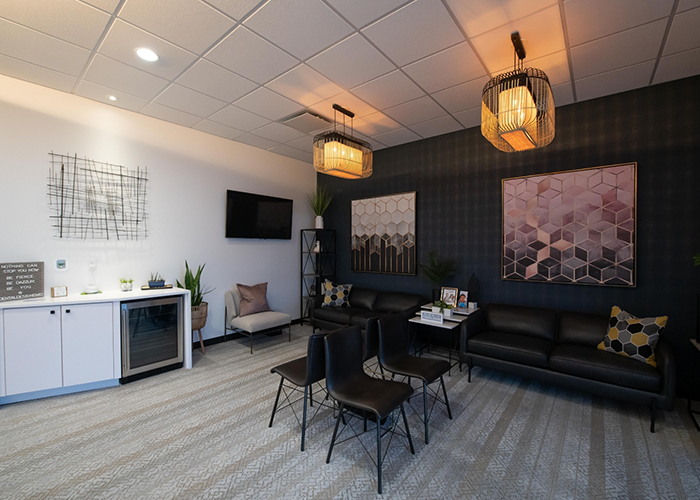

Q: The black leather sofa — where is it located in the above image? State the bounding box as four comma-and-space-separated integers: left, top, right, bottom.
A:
310, 287, 423, 360
461, 303, 675, 432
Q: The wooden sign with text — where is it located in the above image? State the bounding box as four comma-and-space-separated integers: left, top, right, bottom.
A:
1, 262, 44, 302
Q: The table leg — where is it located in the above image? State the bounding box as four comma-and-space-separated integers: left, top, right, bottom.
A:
688, 399, 700, 432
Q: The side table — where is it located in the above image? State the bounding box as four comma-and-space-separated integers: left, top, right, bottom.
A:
689, 340, 700, 431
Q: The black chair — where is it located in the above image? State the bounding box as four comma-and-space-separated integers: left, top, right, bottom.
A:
378, 313, 453, 445
269, 331, 330, 451
324, 325, 415, 495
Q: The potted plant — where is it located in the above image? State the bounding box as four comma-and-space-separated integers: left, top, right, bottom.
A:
176, 261, 214, 334
148, 272, 165, 288
419, 250, 457, 302
119, 278, 133, 292
432, 300, 454, 318
307, 185, 333, 229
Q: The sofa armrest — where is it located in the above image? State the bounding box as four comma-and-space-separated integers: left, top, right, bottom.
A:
654, 338, 676, 411
310, 295, 324, 319
461, 308, 486, 353
400, 303, 422, 322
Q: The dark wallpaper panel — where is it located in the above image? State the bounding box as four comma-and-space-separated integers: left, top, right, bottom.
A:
319, 76, 700, 397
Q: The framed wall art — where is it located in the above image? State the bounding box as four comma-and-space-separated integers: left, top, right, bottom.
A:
351, 192, 416, 275
502, 163, 636, 286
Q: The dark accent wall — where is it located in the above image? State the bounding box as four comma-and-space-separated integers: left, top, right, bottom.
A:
319, 76, 700, 398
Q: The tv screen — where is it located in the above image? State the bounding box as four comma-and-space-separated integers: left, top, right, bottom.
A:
225, 190, 293, 239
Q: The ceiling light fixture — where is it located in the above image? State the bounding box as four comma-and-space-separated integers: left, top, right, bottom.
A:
481, 32, 555, 153
136, 48, 159, 62
313, 104, 372, 179
108, 95, 118, 101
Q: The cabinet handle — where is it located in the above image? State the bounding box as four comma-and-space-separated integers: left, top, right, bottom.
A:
66, 309, 71, 313
50, 310, 55, 314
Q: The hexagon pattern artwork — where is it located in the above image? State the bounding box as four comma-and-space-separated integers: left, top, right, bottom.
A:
502, 164, 636, 286
351, 192, 416, 274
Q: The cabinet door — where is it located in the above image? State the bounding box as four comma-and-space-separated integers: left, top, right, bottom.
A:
4, 306, 63, 395
62, 303, 114, 386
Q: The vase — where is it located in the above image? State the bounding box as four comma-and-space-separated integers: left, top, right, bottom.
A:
444, 309, 453, 318
120, 282, 132, 292
315, 216, 324, 229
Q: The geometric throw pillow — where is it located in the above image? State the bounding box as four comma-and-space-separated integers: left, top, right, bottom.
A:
597, 305, 668, 367
321, 279, 352, 307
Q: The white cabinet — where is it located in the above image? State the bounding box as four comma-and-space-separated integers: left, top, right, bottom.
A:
4, 306, 63, 396
62, 303, 114, 387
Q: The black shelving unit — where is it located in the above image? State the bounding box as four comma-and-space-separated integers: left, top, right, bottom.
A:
300, 229, 336, 324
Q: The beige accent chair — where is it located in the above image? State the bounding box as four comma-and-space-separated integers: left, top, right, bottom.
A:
224, 287, 291, 354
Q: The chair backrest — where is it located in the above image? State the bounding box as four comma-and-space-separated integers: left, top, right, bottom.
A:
306, 331, 330, 384
378, 313, 410, 365
324, 326, 365, 397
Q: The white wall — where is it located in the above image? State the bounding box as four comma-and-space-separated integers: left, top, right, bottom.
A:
0, 75, 316, 340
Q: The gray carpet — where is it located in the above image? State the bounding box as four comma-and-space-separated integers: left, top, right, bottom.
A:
1, 325, 699, 499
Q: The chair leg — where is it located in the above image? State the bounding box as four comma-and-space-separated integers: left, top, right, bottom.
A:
440, 376, 452, 420
269, 378, 284, 427
650, 398, 656, 433
288, 323, 291, 343
310, 383, 314, 407
301, 386, 308, 451
467, 362, 472, 383
327, 403, 344, 463
250, 332, 253, 354
423, 381, 429, 445
376, 412, 382, 495
400, 403, 415, 454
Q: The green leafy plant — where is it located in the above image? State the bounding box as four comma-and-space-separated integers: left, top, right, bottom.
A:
307, 185, 333, 216
433, 300, 453, 313
695, 252, 700, 266
149, 272, 163, 282
419, 251, 457, 290
176, 261, 214, 307
119, 278, 133, 284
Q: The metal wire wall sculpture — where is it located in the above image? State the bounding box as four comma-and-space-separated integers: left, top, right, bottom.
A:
47, 152, 148, 240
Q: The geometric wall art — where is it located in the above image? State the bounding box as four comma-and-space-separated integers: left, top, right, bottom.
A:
351, 192, 416, 275
502, 163, 636, 286
47, 152, 148, 240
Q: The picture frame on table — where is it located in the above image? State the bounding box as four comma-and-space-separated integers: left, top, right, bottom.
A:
457, 290, 468, 308
440, 287, 458, 307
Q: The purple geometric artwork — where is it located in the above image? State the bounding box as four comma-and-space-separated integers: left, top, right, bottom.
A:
502, 163, 636, 286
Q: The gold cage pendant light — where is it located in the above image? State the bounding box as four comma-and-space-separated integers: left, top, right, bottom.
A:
481, 32, 555, 153
313, 104, 373, 179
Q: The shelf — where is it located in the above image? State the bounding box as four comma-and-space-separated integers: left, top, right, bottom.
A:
300, 229, 336, 322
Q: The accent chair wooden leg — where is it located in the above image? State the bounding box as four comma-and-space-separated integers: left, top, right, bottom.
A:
196, 329, 205, 354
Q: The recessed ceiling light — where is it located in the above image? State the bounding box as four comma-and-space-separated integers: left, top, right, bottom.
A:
108, 95, 118, 101
136, 48, 158, 62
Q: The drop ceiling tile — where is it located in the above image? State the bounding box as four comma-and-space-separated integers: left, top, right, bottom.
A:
155, 84, 227, 117
266, 65, 343, 107
470, 5, 565, 74
362, 0, 464, 66
268, 144, 313, 162
353, 131, 387, 150
98, 20, 197, 80
84, 54, 169, 99
119, 0, 235, 54
285, 135, 314, 153
352, 112, 402, 136
664, 7, 700, 55
431, 76, 490, 114
307, 34, 395, 89
234, 87, 304, 120
551, 82, 575, 106
176, 59, 258, 103
326, 0, 409, 28
309, 92, 378, 120
351, 71, 425, 109
0, 0, 110, 49
251, 122, 307, 142
0, 18, 90, 76
235, 133, 280, 149
206, 26, 298, 84
444, 0, 558, 38
141, 101, 202, 127
0, 53, 77, 92
571, 19, 666, 79
83, 0, 120, 12
403, 42, 487, 94
372, 127, 421, 147
678, 0, 700, 12
409, 114, 462, 138
209, 104, 271, 131
75, 80, 148, 111
383, 96, 446, 126
565, 0, 674, 46
205, 0, 263, 20
492, 50, 571, 86
452, 106, 481, 129
192, 119, 246, 140
575, 60, 655, 102
654, 46, 700, 84
245, 0, 353, 60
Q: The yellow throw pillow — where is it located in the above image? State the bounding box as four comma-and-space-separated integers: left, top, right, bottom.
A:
597, 306, 668, 367
321, 280, 352, 307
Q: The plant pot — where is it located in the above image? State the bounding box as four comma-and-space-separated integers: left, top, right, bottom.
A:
315, 215, 324, 229
148, 280, 165, 288
432, 306, 441, 314
120, 283, 132, 292
192, 302, 208, 331
444, 308, 453, 318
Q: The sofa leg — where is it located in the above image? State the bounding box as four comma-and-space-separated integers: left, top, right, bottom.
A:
467, 363, 472, 383
650, 399, 656, 433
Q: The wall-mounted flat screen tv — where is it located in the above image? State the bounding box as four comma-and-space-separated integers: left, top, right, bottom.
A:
225, 190, 293, 240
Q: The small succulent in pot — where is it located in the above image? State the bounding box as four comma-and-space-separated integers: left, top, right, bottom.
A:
119, 278, 134, 292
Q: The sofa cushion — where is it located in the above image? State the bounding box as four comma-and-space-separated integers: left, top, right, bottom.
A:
349, 287, 379, 310
313, 306, 367, 325
468, 331, 555, 368
374, 292, 423, 313
597, 306, 668, 367
558, 311, 608, 347
550, 344, 662, 392
350, 310, 385, 330
485, 303, 557, 342
322, 280, 352, 307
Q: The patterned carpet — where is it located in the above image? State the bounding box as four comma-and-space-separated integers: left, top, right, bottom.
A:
1, 325, 699, 499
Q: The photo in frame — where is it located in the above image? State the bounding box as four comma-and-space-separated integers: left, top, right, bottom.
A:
440, 287, 458, 306
457, 290, 469, 308
502, 163, 636, 286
